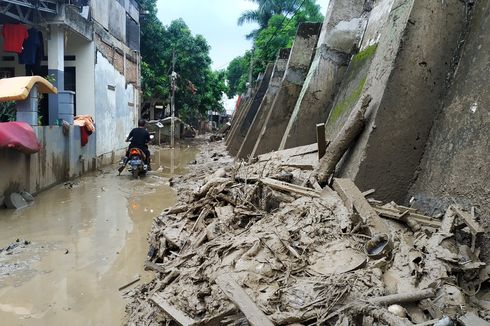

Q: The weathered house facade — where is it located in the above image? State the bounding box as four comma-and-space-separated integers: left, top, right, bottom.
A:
0, 0, 141, 195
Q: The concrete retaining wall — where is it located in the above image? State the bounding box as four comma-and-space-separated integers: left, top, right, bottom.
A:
237, 49, 290, 159
0, 126, 97, 196
326, 0, 467, 204
226, 94, 251, 147
251, 23, 322, 157
227, 64, 274, 156
280, 0, 366, 150
409, 1, 489, 237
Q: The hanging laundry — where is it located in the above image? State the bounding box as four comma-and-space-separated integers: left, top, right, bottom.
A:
19, 28, 44, 75
2, 24, 28, 54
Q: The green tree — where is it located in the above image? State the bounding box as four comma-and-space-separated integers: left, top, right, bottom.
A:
225, 53, 251, 98
237, 0, 322, 39
139, 0, 227, 121
229, 0, 323, 95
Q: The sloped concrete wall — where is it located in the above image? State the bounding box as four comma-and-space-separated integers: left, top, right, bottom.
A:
324, 0, 394, 140
323, 0, 466, 204
251, 23, 322, 157
237, 49, 290, 159
227, 64, 274, 156
226, 94, 252, 147
409, 1, 489, 229
280, 0, 366, 150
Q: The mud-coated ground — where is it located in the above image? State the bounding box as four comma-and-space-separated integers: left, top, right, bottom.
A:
0, 144, 199, 326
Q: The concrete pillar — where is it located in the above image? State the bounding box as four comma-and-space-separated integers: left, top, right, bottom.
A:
280, 0, 366, 150
48, 25, 65, 125
16, 85, 39, 126
237, 49, 290, 159
251, 23, 322, 157
227, 63, 274, 156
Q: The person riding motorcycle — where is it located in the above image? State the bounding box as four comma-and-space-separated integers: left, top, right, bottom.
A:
124, 119, 151, 170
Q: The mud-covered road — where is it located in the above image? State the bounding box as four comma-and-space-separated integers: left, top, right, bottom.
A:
0, 145, 198, 325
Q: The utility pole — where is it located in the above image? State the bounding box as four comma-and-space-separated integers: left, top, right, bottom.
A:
170, 49, 176, 148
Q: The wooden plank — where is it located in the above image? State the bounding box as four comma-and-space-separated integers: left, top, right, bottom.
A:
451, 206, 484, 235
373, 207, 442, 228
144, 261, 166, 273
257, 143, 317, 162
458, 312, 490, 326
261, 178, 321, 198
333, 178, 389, 235
215, 274, 274, 326
440, 206, 457, 233
151, 293, 197, 326
361, 189, 376, 197
316, 123, 326, 160
118, 275, 140, 291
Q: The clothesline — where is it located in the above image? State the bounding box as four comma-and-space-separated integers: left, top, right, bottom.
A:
1, 23, 45, 76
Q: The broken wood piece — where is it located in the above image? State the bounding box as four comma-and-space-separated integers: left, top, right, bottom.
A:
162, 204, 188, 215
279, 163, 315, 170
215, 274, 274, 326
309, 177, 322, 191
368, 288, 435, 306
118, 275, 141, 291
333, 178, 389, 235
214, 205, 235, 221
194, 177, 231, 198
144, 261, 165, 273
440, 206, 457, 233
315, 95, 371, 184
362, 189, 376, 197
260, 178, 321, 198
458, 312, 490, 326
373, 206, 442, 228
352, 305, 414, 326
451, 206, 484, 235
151, 293, 198, 326
257, 143, 318, 162
316, 123, 326, 160
161, 269, 180, 287
190, 207, 211, 234
413, 319, 440, 326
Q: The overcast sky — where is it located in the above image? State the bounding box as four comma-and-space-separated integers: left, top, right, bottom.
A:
156, 0, 330, 70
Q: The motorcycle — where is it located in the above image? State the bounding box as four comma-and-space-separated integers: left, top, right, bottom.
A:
122, 148, 148, 178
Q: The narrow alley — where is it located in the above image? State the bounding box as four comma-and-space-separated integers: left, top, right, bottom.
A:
0, 146, 198, 325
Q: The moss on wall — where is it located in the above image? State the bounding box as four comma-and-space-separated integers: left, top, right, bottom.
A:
329, 76, 367, 124
326, 44, 377, 128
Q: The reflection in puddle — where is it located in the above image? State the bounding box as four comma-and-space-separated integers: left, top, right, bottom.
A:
0, 145, 198, 325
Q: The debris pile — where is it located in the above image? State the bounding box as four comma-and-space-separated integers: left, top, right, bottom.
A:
127, 142, 490, 326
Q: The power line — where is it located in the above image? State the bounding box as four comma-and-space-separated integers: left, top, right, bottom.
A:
263, 0, 307, 49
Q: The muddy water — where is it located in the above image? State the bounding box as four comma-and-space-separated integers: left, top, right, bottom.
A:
0, 146, 198, 326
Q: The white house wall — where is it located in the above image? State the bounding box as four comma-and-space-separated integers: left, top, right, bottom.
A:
95, 51, 135, 156
65, 33, 96, 117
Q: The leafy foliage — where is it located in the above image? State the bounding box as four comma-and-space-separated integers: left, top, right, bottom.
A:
139, 0, 227, 119
225, 52, 252, 98
0, 101, 16, 122
228, 0, 323, 97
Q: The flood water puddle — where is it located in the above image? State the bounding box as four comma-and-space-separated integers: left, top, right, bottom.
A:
0, 145, 198, 325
